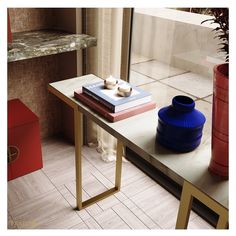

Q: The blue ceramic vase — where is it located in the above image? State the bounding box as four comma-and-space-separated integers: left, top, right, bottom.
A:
156, 95, 206, 152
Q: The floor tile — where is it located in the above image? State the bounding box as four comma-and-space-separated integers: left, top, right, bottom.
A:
89, 168, 127, 204
63, 180, 103, 219
121, 175, 156, 198
8, 169, 55, 209
96, 195, 120, 211
83, 146, 115, 173
70, 221, 89, 229
84, 217, 102, 229
188, 216, 214, 229
131, 60, 186, 80
41, 137, 72, 157
91, 170, 126, 210
8, 137, 214, 229
122, 199, 161, 229
130, 185, 197, 229
203, 95, 213, 103
129, 70, 155, 86
101, 160, 147, 187
91, 170, 114, 189
81, 174, 120, 211
8, 213, 17, 229
83, 146, 140, 187
42, 144, 97, 186
112, 203, 148, 229
114, 191, 128, 203
140, 81, 196, 109
56, 184, 89, 221
42, 143, 76, 186
93, 209, 130, 229
82, 174, 108, 197
131, 53, 152, 65
9, 189, 81, 229
161, 72, 213, 98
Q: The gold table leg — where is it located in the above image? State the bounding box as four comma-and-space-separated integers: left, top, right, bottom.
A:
115, 139, 123, 191
74, 108, 124, 210
74, 108, 83, 210
176, 180, 228, 229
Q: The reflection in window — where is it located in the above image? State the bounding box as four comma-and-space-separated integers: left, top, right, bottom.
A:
129, 8, 223, 107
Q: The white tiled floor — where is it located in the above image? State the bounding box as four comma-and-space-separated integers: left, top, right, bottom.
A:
130, 58, 213, 107
161, 72, 213, 98
131, 60, 186, 81
8, 169, 55, 209
130, 57, 213, 102
203, 95, 213, 103
139, 81, 196, 109
129, 70, 155, 86
9, 189, 80, 229
8, 139, 213, 229
130, 53, 152, 65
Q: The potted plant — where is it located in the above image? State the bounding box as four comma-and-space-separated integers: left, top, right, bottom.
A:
202, 8, 229, 179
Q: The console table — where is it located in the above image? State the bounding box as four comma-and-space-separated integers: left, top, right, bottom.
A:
48, 74, 228, 228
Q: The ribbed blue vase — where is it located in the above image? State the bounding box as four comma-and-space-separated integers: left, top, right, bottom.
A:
156, 95, 206, 152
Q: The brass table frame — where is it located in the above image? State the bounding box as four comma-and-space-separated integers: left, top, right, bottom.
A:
176, 180, 228, 229
48, 85, 123, 211
74, 107, 123, 210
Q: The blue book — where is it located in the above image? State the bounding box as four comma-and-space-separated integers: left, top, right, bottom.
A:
82, 80, 152, 113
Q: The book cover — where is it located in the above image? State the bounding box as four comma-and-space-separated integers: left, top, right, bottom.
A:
82, 80, 151, 112
74, 90, 156, 122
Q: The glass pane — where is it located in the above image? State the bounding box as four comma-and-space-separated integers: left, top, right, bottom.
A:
129, 8, 225, 106
128, 8, 228, 229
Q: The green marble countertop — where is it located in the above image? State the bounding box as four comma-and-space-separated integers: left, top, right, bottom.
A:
8, 30, 97, 62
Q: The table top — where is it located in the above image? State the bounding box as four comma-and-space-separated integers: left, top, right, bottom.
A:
48, 74, 228, 209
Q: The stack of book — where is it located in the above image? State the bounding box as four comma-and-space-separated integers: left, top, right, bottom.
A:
74, 79, 156, 122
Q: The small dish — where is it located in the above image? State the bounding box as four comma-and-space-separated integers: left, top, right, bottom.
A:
117, 85, 132, 97
104, 77, 118, 89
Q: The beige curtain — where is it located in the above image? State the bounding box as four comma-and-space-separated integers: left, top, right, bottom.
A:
85, 8, 123, 162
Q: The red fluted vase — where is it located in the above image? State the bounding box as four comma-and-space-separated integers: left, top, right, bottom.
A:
208, 63, 228, 179
8, 11, 12, 43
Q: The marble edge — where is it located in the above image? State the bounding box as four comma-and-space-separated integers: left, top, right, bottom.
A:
8, 30, 97, 62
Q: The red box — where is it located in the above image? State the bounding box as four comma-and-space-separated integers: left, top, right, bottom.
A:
8, 99, 43, 181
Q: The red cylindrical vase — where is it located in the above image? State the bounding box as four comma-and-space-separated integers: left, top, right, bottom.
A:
8, 11, 12, 43
208, 64, 228, 179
